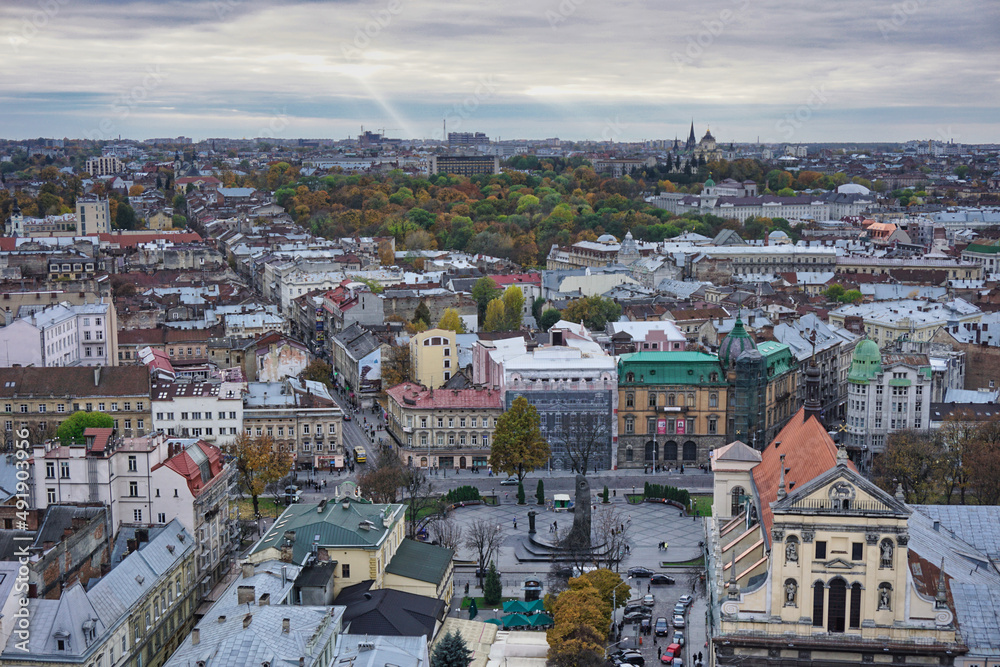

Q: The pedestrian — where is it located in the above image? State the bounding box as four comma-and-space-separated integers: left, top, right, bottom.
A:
549, 522, 554, 533
658, 647, 662, 659
554, 520, 558, 531
647, 583, 650, 593
513, 518, 517, 529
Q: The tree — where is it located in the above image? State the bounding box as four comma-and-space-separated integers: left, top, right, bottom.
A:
358, 445, 405, 503
114, 200, 138, 230
558, 416, 608, 474
841, 289, 863, 304
430, 515, 462, 551
539, 308, 562, 331
531, 296, 546, 323
872, 430, 942, 504
471, 277, 500, 321
570, 568, 630, 615
232, 433, 293, 516
412, 301, 431, 328
961, 416, 1000, 505
402, 466, 441, 539
302, 359, 333, 388
824, 284, 845, 301
483, 561, 502, 605
591, 505, 631, 571
483, 299, 506, 332
464, 519, 504, 582
381, 342, 412, 388
431, 631, 472, 667
502, 285, 525, 331
490, 396, 550, 483
536, 479, 545, 505
128, 184, 145, 197
517, 481, 526, 505
57, 411, 113, 446
437, 308, 466, 333
547, 584, 607, 667
561, 295, 622, 330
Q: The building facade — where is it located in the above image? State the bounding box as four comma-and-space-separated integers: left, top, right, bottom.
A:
617, 352, 728, 468
76, 197, 112, 234
410, 328, 459, 389
386, 382, 502, 470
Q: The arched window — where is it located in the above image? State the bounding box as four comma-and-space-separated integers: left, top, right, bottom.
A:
850, 583, 862, 629
626, 372, 635, 382
645, 441, 658, 462
667, 393, 676, 407
709, 393, 719, 408
812, 581, 825, 627
827, 578, 847, 633
625, 446, 633, 462
625, 392, 634, 407
683, 441, 697, 461
665, 440, 678, 461
730, 486, 745, 516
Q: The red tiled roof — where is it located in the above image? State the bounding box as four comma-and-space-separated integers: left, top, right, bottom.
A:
489, 273, 541, 286
118, 328, 166, 345
752, 407, 856, 535
163, 440, 225, 496
98, 232, 203, 248
84, 427, 114, 453
0, 238, 16, 251
387, 382, 503, 410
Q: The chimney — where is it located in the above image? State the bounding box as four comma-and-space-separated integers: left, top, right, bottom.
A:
191, 629, 200, 645
43, 540, 54, 550
259, 593, 270, 606
94, 367, 101, 386
71, 516, 88, 530
243, 614, 253, 629
63, 527, 74, 539
282, 618, 290, 633
242, 562, 255, 579
933, 520, 940, 532
777, 454, 787, 500
217, 615, 227, 624
300, 659, 305, 667
237, 585, 255, 605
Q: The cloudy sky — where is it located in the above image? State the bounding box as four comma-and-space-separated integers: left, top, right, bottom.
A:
2, 0, 998, 143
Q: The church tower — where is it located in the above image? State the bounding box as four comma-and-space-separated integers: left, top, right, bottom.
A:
7, 200, 23, 236
616, 230, 641, 265
686, 121, 697, 152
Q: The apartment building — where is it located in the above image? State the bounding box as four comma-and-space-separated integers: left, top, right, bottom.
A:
0, 299, 119, 367
84, 156, 123, 176
151, 379, 243, 447
410, 328, 458, 389
75, 197, 113, 234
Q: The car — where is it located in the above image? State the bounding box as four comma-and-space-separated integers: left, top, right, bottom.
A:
673, 603, 686, 615
678, 594, 694, 607
642, 594, 655, 607
639, 617, 652, 634
651, 574, 675, 585
623, 602, 645, 615
343, 413, 352, 421
627, 567, 655, 578
671, 660, 684, 667
614, 650, 644, 667
672, 614, 686, 628
654, 617, 669, 636
623, 609, 652, 623
672, 631, 685, 647
500, 478, 519, 486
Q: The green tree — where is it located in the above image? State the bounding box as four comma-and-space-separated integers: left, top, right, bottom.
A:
483, 562, 503, 605
437, 308, 467, 333
114, 201, 138, 230
483, 298, 507, 332
561, 295, 622, 330
171, 214, 187, 228
412, 301, 431, 327
57, 411, 113, 445
232, 433, 293, 517
517, 481, 526, 505
502, 285, 525, 331
531, 296, 546, 323
471, 277, 500, 321
431, 631, 473, 667
302, 360, 333, 388
824, 284, 845, 301
840, 289, 863, 304
539, 308, 562, 331
602, 485, 609, 503
954, 165, 970, 179
536, 479, 545, 505
490, 396, 550, 483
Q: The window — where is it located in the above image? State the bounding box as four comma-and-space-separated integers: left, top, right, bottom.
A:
302, 424, 310, 434
58, 403, 65, 413
129, 481, 139, 497
38, 404, 47, 413
625, 393, 634, 408
647, 393, 657, 408
448, 417, 454, 428
124, 402, 131, 411
342, 564, 350, 578
133, 509, 142, 522
624, 417, 634, 434
128, 455, 137, 472
667, 393, 676, 406
470, 417, 478, 428
47, 488, 56, 503
812, 582, 825, 627
709, 393, 718, 407
815, 541, 827, 559
329, 423, 336, 434
137, 419, 144, 430
60, 461, 70, 478
124, 420, 131, 430
708, 417, 718, 435
46, 461, 55, 478
459, 417, 466, 428
437, 417, 444, 428
852, 543, 863, 560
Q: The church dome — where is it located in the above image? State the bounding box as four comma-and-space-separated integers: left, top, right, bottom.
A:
837, 183, 871, 195
719, 317, 755, 370
702, 129, 716, 143
596, 234, 618, 245
847, 339, 882, 383
704, 177, 716, 188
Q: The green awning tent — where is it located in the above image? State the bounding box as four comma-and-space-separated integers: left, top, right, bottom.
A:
528, 613, 554, 627
485, 618, 503, 626
503, 599, 546, 614
501, 613, 531, 628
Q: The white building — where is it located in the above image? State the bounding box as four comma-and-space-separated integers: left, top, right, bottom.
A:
0, 299, 118, 367
85, 156, 123, 176
75, 197, 112, 234
151, 379, 244, 446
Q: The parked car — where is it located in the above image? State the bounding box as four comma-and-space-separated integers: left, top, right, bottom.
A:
500, 477, 518, 486
654, 617, 669, 636
628, 566, 655, 578
678, 594, 694, 607
672, 614, 686, 628
639, 617, 652, 634
651, 574, 675, 585
661, 643, 682, 664
343, 413, 352, 421
624, 609, 652, 623
612, 650, 645, 667
673, 602, 686, 615
672, 631, 685, 647
671, 659, 684, 667
623, 602, 645, 615
642, 594, 656, 607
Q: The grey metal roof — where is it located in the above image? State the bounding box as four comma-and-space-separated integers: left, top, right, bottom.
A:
339, 634, 429, 667
912, 505, 1000, 563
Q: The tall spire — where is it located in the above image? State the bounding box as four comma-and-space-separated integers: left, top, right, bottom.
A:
777, 453, 787, 500
935, 557, 948, 609
727, 547, 740, 599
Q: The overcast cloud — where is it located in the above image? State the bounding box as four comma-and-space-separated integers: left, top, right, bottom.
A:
1, 0, 998, 142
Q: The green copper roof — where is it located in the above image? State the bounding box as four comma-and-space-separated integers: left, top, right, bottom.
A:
848, 339, 882, 383
618, 351, 726, 386
719, 317, 755, 369
965, 241, 1000, 254
704, 177, 716, 187
756, 341, 796, 377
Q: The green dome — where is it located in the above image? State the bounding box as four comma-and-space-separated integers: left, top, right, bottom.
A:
848, 339, 882, 383
704, 177, 716, 188
719, 317, 755, 370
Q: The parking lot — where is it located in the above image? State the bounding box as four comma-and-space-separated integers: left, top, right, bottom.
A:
612, 568, 707, 667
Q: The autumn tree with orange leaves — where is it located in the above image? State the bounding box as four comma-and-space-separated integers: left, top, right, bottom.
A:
232, 433, 293, 517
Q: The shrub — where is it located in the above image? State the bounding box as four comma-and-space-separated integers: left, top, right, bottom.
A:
445, 486, 481, 503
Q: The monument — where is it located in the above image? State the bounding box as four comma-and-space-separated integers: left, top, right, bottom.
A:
562, 474, 592, 550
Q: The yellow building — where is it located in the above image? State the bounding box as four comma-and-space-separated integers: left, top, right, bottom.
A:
410, 328, 459, 388
247, 497, 454, 605
828, 299, 982, 347
707, 409, 966, 666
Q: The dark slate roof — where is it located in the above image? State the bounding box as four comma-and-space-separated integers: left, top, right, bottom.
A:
385, 539, 454, 585
296, 561, 338, 588
336, 581, 444, 637
0, 366, 151, 399
0, 530, 34, 560
35, 506, 105, 547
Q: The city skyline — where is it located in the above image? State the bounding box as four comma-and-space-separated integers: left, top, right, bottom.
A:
1, 0, 998, 143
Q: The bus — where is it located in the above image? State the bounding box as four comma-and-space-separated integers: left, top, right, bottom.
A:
354, 446, 367, 464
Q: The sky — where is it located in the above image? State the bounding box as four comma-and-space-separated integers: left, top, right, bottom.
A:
1, 0, 998, 143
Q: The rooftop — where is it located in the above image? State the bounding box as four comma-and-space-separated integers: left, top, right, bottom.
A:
387, 382, 502, 410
